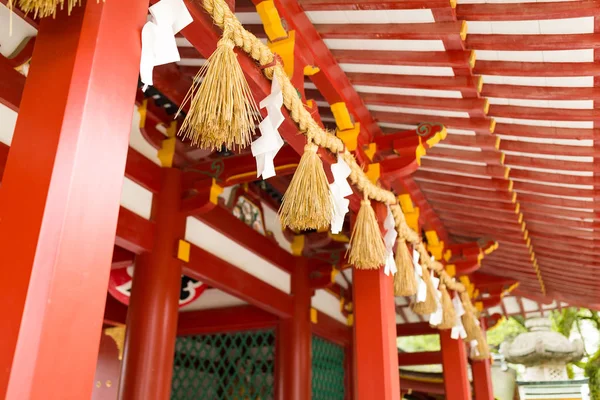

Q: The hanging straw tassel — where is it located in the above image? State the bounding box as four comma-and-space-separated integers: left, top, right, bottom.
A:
279, 140, 333, 231
16, 0, 79, 18
411, 263, 438, 315
178, 25, 260, 151
474, 329, 491, 360
347, 195, 387, 269
460, 291, 479, 341
394, 240, 417, 296
437, 284, 456, 330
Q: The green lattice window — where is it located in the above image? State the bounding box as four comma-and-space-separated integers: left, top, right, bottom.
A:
312, 336, 346, 400
171, 330, 275, 400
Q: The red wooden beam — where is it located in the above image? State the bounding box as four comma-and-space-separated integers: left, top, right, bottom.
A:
103, 293, 128, 326
312, 310, 352, 347
315, 22, 465, 40
0, 56, 25, 113
115, 207, 155, 255
419, 182, 515, 202
346, 72, 480, 93
457, 0, 600, 21
0, 142, 8, 181
398, 351, 442, 366
467, 34, 600, 51
360, 92, 487, 114
111, 246, 135, 270
332, 49, 474, 68
503, 155, 594, 173
370, 110, 493, 133
516, 191, 596, 210
495, 123, 595, 140
513, 180, 593, 199
183, 244, 294, 318
483, 85, 600, 101
298, 0, 454, 11
429, 196, 518, 215
474, 60, 600, 77
396, 322, 438, 337
421, 158, 509, 179
177, 306, 278, 336
510, 168, 594, 186
521, 203, 598, 221
414, 171, 511, 191
424, 147, 503, 164
491, 105, 600, 122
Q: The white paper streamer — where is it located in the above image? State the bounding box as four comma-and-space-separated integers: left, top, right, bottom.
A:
428, 271, 442, 325
329, 157, 352, 234
140, 0, 193, 90
451, 293, 467, 340
251, 75, 284, 179
383, 206, 398, 276
470, 339, 480, 358
413, 249, 427, 303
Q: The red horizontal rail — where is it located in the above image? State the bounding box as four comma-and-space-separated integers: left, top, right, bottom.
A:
332, 49, 474, 67
315, 22, 464, 40
396, 322, 438, 337
516, 192, 596, 210
474, 61, 600, 77
183, 244, 294, 318
360, 92, 487, 113
345, 72, 479, 92
483, 85, 600, 101
420, 158, 509, 178
457, 0, 600, 21
425, 147, 502, 164
398, 351, 442, 367
177, 305, 278, 336
426, 194, 518, 213
467, 34, 600, 51
298, 0, 454, 11
491, 105, 600, 122
414, 171, 511, 191
504, 155, 595, 173
370, 110, 493, 133
494, 123, 596, 140
510, 169, 594, 186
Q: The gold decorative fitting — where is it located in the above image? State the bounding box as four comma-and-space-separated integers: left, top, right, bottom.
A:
336, 123, 361, 152
104, 326, 126, 361
310, 308, 318, 324
138, 99, 148, 129
268, 31, 296, 77
210, 179, 224, 204
177, 240, 191, 262
330, 102, 355, 131
364, 142, 377, 161
256, 0, 287, 41
365, 163, 380, 184
303, 65, 320, 76
291, 235, 305, 256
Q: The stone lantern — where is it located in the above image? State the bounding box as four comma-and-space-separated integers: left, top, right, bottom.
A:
500, 317, 588, 399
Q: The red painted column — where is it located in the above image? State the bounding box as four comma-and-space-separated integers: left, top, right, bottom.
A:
353, 268, 401, 400
472, 319, 494, 400
277, 258, 312, 400
0, 1, 146, 399
440, 330, 472, 400
118, 169, 186, 400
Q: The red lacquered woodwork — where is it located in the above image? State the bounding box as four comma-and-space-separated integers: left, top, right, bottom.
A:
0, 1, 146, 398
353, 267, 401, 400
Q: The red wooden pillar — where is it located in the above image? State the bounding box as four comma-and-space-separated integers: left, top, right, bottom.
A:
0, 1, 146, 398
118, 169, 186, 400
353, 268, 401, 400
472, 319, 494, 400
277, 258, 312, 400
440, 330, 472, 400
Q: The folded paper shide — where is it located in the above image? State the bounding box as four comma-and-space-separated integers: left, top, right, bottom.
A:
140, 0, 193, 91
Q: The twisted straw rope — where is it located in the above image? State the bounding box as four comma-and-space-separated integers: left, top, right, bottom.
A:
200, 0, 472, 295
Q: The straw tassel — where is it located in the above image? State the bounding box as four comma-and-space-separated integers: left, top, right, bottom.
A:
460, 291, 479, 341
15, 0, 79, 18
437, 284, 457, 330
279, 141, 333, 231
348, 195, 387, 269
394, 240, 417, 296
411, 263, 438, 315
178, 25, 260, 151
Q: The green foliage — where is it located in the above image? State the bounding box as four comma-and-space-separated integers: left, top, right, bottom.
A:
397, 334, 440, 353
486, 317, 527, 351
